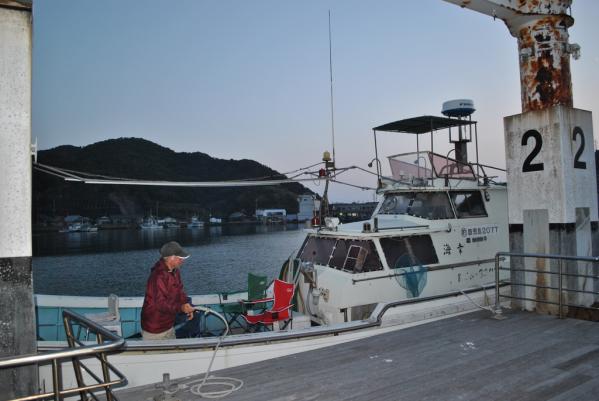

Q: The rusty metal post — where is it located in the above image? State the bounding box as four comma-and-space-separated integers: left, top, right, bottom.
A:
442, 0, 577, 113
512, 11, 574, 112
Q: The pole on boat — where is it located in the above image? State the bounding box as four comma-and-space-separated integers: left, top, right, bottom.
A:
0, 0, 37, 397
319, 151, 335, 225
443, 0, 597, 315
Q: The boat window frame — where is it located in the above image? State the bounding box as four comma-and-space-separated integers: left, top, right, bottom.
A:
449, 190, 488, 218
379, 235, 439, 269
377, 191, 455, 220
298, 235, 383, 274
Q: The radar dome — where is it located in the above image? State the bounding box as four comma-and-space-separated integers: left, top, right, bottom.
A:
441, 99, 475, 118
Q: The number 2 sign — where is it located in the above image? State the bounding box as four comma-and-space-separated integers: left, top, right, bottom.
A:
521, 126, 587, 172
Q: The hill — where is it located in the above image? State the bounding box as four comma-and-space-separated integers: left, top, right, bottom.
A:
33, 138, 314, 222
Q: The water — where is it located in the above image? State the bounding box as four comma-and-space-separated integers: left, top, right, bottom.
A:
32, 225, 306, 296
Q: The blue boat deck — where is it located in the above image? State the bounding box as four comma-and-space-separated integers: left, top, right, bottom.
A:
110, 309, 599, 400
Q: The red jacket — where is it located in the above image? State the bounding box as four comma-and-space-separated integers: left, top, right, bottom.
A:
141, 259, 188, 334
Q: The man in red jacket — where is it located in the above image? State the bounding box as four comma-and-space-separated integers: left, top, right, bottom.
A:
141, 241, 195, 340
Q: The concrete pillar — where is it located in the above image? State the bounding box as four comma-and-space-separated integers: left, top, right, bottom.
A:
505, 106, 598, 315
0, 1, 36, 398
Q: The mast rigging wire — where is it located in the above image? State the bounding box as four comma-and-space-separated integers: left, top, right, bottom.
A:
34, 161, 385, 191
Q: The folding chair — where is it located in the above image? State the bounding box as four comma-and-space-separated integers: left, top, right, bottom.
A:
221, 273, 269, 329
84, 294, 122, 337
240, 279, 295, 332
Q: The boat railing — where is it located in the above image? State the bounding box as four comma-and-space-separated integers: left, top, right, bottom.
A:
0, 309, 126, 401
493, 251, 599, 319
388, 151, 501, 186
469, 162, 506, 186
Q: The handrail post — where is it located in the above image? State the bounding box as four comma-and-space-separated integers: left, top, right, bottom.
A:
97, 333, 113, 401
493, 253, 503, 318
558, 259, 563, 319
63, 314, 87, 401
52, 359, 62, 401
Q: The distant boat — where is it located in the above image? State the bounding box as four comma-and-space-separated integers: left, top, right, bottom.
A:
163, 217, 180, 229
58, 223, 81, 233
188, 216, 204, 228
79, 223, 98, 232
139, 216, 162, 229
58, 222, 98, 233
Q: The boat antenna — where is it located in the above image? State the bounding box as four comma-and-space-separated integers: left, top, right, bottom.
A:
328, 10, 336, 170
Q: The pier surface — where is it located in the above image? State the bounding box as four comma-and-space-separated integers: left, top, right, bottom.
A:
113, 310, 599, 400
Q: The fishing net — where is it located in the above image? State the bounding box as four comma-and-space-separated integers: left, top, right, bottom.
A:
393, 254, 428, 298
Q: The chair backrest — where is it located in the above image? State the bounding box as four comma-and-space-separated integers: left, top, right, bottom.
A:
247, 273, 268, 301
272, 279, 295, 311
108, 294, 120, 321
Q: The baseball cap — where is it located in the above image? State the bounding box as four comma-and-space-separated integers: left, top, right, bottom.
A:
160, 241, 190, 259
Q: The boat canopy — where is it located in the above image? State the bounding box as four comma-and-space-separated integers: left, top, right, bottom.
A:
373, 115, 475, 134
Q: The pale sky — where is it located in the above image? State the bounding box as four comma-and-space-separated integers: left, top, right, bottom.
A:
32, 0, 599, 202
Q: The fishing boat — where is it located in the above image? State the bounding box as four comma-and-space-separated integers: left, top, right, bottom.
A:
188, 215, 204, 228
35, 104, 511, 392
139, 216, 162, 230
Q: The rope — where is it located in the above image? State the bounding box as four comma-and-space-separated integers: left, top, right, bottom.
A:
34, 160, 388, 191
459, 287, 493, 313
174, 307, 244, 398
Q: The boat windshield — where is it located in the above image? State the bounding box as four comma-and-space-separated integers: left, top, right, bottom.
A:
298, 236, 383, 273
378, 191, 454, 220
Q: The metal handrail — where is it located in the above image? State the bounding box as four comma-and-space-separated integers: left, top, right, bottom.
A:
0, 309, 126, 401
494, 251, 599, 319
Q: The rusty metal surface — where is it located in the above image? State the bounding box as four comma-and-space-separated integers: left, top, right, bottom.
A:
443, 0, 575, 112
0, 1, 31, 10
517, 14, 573, 112
443, 0, 570, 16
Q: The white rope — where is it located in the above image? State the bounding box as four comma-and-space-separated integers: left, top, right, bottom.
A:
34, 162, 326, 187
459, 287, 493, 313
35, 161, 386, 191
173, 307, 244, 398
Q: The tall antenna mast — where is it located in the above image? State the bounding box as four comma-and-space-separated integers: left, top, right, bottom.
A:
328, 10, 336, 166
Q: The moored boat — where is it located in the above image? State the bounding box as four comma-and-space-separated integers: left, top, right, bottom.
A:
35, 106, 511, 391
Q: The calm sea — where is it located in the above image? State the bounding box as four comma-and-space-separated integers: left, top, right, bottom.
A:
32, 224, 306, 296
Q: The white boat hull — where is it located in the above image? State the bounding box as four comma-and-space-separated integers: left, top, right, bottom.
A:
37, 288, 506, 392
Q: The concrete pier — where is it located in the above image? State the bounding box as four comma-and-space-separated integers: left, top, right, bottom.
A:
0, 0, 36, 397
111, 310, 599, 401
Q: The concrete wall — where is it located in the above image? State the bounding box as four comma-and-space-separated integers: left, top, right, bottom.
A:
0, 5, 36, 397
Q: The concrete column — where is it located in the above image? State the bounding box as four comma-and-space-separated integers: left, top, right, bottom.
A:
505, 106, 598, 315
0, 2, 36, 398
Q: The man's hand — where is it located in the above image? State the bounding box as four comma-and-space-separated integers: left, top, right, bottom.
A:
181, 303, 194, 320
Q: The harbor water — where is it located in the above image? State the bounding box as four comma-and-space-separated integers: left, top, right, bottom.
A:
32, 224, 306, 296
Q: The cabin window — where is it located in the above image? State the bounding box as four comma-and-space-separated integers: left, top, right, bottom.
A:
378, 192, 454, 220
298, 236, 336, 266
328, 239, 383, 273
450, 191, 487, 218
380, 235, 439, 268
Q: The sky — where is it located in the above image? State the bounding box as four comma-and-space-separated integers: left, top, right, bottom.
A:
32, 0, 599, 203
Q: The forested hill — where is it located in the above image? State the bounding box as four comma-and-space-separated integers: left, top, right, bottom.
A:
33, 137, 314, 220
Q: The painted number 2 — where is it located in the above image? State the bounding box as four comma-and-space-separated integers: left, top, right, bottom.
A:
572, 127, 587, 169
521, 130, 544, 172
521, 127, 587, 172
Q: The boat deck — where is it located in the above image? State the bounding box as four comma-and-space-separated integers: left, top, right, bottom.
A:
111, 309, 599, 400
